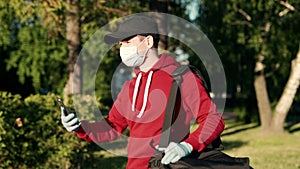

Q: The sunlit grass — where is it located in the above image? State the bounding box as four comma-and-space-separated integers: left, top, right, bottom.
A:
222, 121, 300, 169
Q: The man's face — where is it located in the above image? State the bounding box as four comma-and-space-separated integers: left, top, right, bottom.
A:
119, 35, 148, 54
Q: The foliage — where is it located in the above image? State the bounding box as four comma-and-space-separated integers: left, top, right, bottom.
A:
0, 0, 149, 106
0, 92, 92, 169
0, 0, 67, 94
198, 0, 300, 121
0, 0, 299, 125
0, 1, 299, 167
7, 25, 67, 93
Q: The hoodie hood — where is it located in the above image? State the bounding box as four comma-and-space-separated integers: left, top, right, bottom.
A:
131, 53, 180, 118
134, 53, 180, 75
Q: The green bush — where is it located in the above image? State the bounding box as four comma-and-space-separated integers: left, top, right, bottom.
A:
0, 92, 92, 169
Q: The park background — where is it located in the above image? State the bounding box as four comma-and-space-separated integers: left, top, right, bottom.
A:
0, 0, 299, 168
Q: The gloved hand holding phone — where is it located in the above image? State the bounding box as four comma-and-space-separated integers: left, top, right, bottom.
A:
57, 98, 81, 132
61, 107, 81, 132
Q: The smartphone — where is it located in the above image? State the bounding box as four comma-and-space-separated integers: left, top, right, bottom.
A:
56, 98, 71, 116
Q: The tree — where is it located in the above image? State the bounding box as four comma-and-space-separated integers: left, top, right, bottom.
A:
247, 0, 300, 133
271, 45, 300, 133
1, 0, 145, 98
1, 0, 67, 94
64, 0, 82, 98
149, 0, 168, 49
199, 0, 300, 133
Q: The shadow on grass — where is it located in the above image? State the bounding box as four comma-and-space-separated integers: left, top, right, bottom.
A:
82, 154, 127, 169
286, 114, 300, 133
96, 155, 127, 169
286, 122, 300, 133
221, 140, 249, 150
80, 143, 127, 169
289, 127, 300, 133
220, 122, 258, 150
222, 123, 259, 136
223, 122, 246, 131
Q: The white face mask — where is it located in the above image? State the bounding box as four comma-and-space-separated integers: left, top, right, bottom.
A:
120, 39, 150, 67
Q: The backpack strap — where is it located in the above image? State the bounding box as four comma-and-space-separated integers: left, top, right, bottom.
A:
159, 64, 224, 150
158, 78, 179, 149
188, 65, 209, 92
157, 66, 186, 149
171, 65, 190, 84
173, 65, 210, 95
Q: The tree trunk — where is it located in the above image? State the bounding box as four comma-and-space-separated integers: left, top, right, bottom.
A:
64, 0, 82, 99
149, 0, 168, 50
271, 45, 300, 133
254, 54, 273, 132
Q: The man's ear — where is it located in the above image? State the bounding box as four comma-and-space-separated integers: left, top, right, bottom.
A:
146, 35, 154, 48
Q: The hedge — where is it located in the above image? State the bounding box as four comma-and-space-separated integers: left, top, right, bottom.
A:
0, 92, 95, 169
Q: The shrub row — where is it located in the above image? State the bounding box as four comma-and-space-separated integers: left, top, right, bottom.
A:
0, 92, 94, 169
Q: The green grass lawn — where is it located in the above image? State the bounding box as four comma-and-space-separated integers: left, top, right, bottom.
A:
86, 121, 300, 169
222, 122, 300, 169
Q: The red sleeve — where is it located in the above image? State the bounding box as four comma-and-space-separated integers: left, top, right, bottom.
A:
181, 72, 225, 152
75, 105, 128, 143
74, 82, 130, 143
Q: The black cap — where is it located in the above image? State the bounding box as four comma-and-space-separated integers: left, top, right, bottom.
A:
104, 15, 159, 44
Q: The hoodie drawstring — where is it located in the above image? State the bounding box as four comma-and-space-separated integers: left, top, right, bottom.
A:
131, 71, 154, 118
132, 73, 142, 112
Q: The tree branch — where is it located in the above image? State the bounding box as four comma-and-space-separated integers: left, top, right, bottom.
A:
279, 0, 295, 11
238, 8, 252, 21
279, 0, 296, 16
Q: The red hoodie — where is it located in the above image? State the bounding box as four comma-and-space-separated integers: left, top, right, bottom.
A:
75, 54, 225, 169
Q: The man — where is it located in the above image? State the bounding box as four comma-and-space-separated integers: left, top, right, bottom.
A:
61, 15, 225, 169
